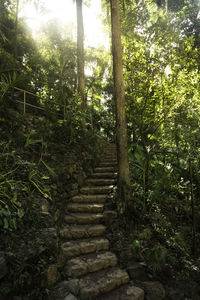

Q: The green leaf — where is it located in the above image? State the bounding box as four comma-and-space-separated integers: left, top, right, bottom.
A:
3, 217, 9, 229
17, 208, 25, 219
41, 159, 57, 178
11, 192, 21, 207
10, 218, 17, 230
42, 176, 50, 180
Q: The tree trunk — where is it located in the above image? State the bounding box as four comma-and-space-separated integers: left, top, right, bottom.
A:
189, 158, 196, 257
14, 0, 19, 59
110, 0, 130, 211
165, 0, 168, 12
76, 0, 85, 126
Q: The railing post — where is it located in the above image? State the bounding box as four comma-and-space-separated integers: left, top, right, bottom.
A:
24, 91, 26, 113
64, 104, 66, 120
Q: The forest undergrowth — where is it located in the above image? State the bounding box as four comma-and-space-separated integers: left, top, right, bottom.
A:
0, 105, 103, 299
107, 160, 200, 299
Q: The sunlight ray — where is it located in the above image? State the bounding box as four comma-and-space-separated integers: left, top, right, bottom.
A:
20, 0, 109, 48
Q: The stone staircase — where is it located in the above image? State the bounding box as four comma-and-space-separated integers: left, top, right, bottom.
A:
59, 144, 144, 300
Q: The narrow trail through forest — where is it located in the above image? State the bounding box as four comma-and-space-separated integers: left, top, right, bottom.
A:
55, 144, 144, 300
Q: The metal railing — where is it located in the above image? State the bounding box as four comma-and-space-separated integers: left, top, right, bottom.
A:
13, 86, 65, 118
12, 87, 114, 140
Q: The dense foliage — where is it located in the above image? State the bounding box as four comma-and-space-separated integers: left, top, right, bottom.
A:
101, 0, 200, 297
0, 1, 111, 298
1, 0, 200, 298
116, 0, 200, 294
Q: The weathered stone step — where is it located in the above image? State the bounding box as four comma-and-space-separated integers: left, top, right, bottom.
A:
80, 186, 114, 195
67, 203, 104, 213
103, 155, 117, 159
94, 167, 115, 173
60, 224, 106, 239
104, 151, 116, 155
91, 173, 117, 179
104, 152, 116, 155
96, 283, 144, 300
72, 194, 107, 203
67, 251, 117, 278
76, 267, 129, 299
64, 213, 103, 224
101, 157, 117, 165
98, 162, 117, 167
86, 178, 116, 186
105, 146, 116, 150
61, 237, 109, 258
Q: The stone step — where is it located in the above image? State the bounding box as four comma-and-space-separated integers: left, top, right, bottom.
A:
77, 267, 129, 299
72, 194, 107, 203
91, 173, 117, 179
86, 178, 116, 186
80, 186, 114, 195
64, 213, 103, 224
60, 224, 106, 239
100, 157, 117, 165
94, 167, 115, 173
67, 251, 117, 278
105, 146, 116, 148
103, 155, 117, 159
67, 203, 104, 213
105, 147, 116, 151
104, 151, 116, 154
96, 283, 144, 300
98, 162, 117, 167
104, 153, 116, 155
61, 237, 109, 258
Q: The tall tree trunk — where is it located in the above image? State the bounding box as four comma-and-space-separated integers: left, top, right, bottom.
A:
76, 0, 85, 125
110, 0, 130, 211
189, 158, 196, 257
14, 0, 19, 59
122, 0, 126, 15
165, 0, 168, 12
